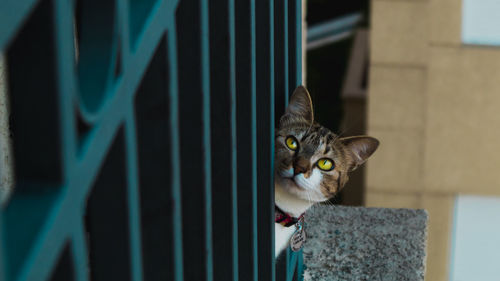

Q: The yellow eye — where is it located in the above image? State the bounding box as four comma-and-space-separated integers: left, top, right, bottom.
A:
285, 136, 298, 151
317, 158, 334, 171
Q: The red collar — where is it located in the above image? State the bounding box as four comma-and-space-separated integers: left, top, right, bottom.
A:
275, 205, 304, 227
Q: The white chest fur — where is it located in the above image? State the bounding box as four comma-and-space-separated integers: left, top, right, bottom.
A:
275, 222, 297, 257
274, 182, 314, 257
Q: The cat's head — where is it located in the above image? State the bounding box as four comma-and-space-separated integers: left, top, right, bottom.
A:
275, 86, 379, 202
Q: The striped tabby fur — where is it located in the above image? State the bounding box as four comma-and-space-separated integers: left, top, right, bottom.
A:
274, 86, 379, 257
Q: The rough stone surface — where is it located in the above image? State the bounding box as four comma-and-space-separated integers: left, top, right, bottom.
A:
0, 53, 13, 205
302, 205, 428, 281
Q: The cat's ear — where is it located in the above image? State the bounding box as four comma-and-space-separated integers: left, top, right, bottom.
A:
283, 85, 314, 124
341, 136, 379, 172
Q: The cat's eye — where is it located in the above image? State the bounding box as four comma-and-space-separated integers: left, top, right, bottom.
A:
317, 158, 334, 171
285, 136, 298, 151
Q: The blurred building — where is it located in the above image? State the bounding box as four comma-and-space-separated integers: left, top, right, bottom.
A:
366, 0, 500, 280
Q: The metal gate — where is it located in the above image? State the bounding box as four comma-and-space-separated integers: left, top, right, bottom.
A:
0, 0, 303, 280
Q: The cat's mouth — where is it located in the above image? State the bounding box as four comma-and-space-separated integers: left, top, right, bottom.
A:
285, 177, 301, 187
277, 167, 306, 188
277, 168, 328, 202
277, 171, 304, 190
278, 167, 294, 178
276, 173, 326, 202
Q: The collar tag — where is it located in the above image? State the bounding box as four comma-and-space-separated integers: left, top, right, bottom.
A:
290, 217, 306, 252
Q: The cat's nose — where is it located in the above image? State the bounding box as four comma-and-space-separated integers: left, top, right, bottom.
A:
294, 165, 307, 175
293, 162, 308, 175
293, 157, 309, 175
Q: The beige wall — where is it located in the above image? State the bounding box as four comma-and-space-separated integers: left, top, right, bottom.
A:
368, 0, 500, 280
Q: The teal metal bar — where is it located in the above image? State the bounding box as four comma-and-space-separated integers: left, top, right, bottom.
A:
283, 0, 289, 106
273, 0, 287, 124
176, 0, 211, 279
167, 16, 184, 281
135, 36, 173, 281
85, 129, 133, 281
235, 0, 259, 279
129, 0, 161, 50
209, 0, 238, 279
292, 1, 304, 280
201, 0, 214, 279
295, 0, 302, 85
250, 0, 259, 279
269, 0, 276, 279
0, 0, 41, 49
72, 217, 90, 281
117, 0, 131, 69
54, 0, 77, 176
307, 13, 361, 43
4, 1, 65, 279
1, 0, 172, 280
229, 0, 239, 277
256, 0, 275, 279
125, 110, 144, 281
1, 0, 303, 280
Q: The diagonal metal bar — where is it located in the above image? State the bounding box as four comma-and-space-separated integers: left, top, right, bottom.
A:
0, 0, 42, 49
10, 1, 174, 281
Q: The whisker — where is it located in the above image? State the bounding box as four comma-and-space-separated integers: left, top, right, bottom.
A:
306, 190, 313, 205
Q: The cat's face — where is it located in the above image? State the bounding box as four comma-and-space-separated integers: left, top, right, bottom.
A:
275, 86, 379, 202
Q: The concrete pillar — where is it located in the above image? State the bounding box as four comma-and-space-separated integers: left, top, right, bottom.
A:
0, 53, 13, 205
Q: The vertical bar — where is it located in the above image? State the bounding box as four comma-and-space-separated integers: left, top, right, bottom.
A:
288, 0, 298, 91
295, 0, 302, 85
235, 0, 257, 280
54, 0, 77, 178
201, 0, 213, 279
295, 2, 304, 279
250, 1, 258, 279
53, 1, 82, 278
8, 0, 60, 189
286, 1, 304, 280
274, 1, 288, 280
72, 218, 90, 281
277, 1, 304, 280
269, 0, 276, 278
5, 0, 65, 278
85, 129, 132, 281
283, 0, 289, 106
176, 0, 212, 279
256, 0, 275, 280
125, 109, 144, 281
273, 0, 287, 126
209, 0, 238, 280
167, 19, 184, 281
116, 0, 131, 69
229, 0, 239, 279
135, 36, 175, 281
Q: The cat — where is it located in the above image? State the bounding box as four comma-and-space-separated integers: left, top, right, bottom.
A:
274, 85, 379, 257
